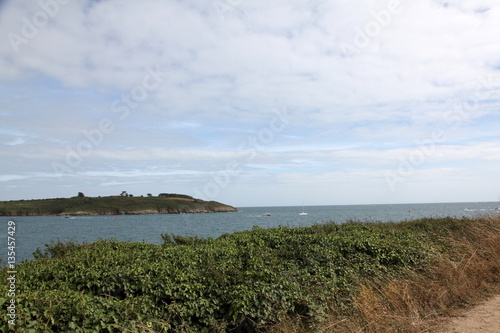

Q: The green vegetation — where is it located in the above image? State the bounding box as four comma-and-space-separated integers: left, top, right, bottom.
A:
158, 193, 193, 199
0, 195, 237, 216
1, 216, 499, 332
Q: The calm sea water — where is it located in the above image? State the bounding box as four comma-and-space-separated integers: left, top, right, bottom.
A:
1, 202, 499, 263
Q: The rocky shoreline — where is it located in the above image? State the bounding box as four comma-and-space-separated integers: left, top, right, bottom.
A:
2, 207, 238, 216
59, 207, 239, 216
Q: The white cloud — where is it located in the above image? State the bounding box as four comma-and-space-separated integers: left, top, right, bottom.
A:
0, 0, 499, 204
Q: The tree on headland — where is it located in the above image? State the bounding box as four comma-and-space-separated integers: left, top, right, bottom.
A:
120, 191, 128, 197
78, 192, 85, 198
158, 193, 194, 199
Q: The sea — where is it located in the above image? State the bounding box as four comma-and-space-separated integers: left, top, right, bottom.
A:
1, 201, 499, 263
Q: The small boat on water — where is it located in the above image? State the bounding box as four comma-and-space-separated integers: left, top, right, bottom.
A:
298, 204, 308, 216
262, 213, 271, 216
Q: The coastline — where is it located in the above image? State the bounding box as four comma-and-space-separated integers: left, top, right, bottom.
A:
0, 195, 238, 216
2, 207, 239, 216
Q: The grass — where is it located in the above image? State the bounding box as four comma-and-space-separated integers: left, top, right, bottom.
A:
1, 216, 499, 332
269, 216, 500, 333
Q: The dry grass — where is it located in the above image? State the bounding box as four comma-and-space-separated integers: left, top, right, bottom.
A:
268, 216, 500, 333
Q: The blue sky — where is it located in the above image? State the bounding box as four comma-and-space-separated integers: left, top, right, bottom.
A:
1, 0, 500, 207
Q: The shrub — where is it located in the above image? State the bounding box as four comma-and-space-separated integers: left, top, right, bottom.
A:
2, 217, 498, 332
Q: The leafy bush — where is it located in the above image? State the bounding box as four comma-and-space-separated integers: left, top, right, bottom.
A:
0, 219, 448, 332
32, 239, 84, 259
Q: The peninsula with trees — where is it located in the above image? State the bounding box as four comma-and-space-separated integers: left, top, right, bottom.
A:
0, 192, 238, 216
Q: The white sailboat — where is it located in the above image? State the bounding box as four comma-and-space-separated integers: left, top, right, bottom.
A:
298, 204, 308, 216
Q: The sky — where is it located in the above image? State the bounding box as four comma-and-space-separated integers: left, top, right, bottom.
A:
0, 0, 500, 207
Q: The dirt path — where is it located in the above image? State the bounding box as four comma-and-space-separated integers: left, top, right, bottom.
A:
437, 294, 500, 333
